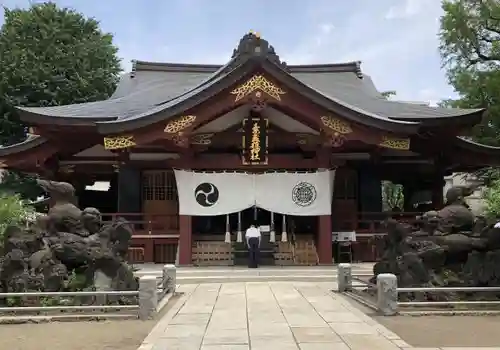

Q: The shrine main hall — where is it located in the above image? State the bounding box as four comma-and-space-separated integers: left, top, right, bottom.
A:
1, 32, 499, 266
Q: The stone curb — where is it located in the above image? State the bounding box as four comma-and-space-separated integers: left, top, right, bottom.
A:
333, 291, 412, 348
0, 313, 137, 324
136, 288, 196, 350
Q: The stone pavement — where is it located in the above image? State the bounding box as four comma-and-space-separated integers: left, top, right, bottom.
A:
139, 281, 500, 350
138, 281, 416, 350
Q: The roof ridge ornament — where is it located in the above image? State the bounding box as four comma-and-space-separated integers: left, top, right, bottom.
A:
231, 31, 288, 70
355, 61, 363, 79
130, 60, 137, 79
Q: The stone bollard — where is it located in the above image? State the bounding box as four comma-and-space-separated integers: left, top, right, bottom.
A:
163, 264, 177, 293
376, 273, 398, 316
139, 275, 158, 320
337, 263, 352, 292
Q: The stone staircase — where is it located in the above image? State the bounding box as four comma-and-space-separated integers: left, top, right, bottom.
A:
233, 231, 275, 266
135, 264, 374, 284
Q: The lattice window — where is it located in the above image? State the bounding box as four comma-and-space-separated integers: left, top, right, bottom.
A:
142, 170, 178, 201
142, 173, 154, 201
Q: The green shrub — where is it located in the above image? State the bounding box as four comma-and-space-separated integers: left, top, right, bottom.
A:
0, 193, 36, 237
483, 179, 500, 219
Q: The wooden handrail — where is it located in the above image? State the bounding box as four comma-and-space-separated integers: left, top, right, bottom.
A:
101, 212, 179, 236
335, 211, 423, 233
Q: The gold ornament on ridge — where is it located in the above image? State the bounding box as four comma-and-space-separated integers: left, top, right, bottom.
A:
231, 75, 286, 102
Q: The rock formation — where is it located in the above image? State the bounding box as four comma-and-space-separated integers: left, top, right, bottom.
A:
0, 179, 138, 306
372, 186, 500, 301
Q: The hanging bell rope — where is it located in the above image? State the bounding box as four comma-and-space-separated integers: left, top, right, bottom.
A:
224, 214, 231, 243
237, 211, 243, 243
281, 214, 287, 242
269, 211, 276, 243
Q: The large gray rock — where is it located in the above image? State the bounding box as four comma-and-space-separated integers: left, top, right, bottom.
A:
0, 179, 138, 306
372, 193, 500, 301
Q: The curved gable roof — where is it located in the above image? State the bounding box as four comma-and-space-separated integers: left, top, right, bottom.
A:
15, 32, 484, 131
0, 134, 47, 157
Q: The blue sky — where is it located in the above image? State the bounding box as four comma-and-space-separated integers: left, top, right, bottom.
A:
1, 0, 450, 105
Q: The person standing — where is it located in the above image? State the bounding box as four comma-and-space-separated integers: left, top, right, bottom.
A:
245, 222, 261, 268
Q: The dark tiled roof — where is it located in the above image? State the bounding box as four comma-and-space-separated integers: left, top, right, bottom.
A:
0, 134, 47, 156
17, 59, 237, 122
455, 136, 500, 153
15, 33, 483, 127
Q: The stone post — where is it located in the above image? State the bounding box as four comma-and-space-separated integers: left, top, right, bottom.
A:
337, 263, 352, 292
139, 275, 158, 320
163, 264, 177, 293
376, 273, 398, 316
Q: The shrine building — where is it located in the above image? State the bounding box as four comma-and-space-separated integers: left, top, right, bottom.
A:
1, 32, 499, 266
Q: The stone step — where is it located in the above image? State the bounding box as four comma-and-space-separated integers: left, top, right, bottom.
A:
135, 266, 373, 283
173, 275, 371, 284
176, 274, 337, 283
136, 268, 371, 276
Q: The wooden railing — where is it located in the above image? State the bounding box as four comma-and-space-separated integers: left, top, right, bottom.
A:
334, 211, 423, 234
101, 213, 179, 236
335, 211, 423, 262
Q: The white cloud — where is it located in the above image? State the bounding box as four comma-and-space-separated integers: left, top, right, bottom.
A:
385, 0, 424, 19
278, 1, 454, 103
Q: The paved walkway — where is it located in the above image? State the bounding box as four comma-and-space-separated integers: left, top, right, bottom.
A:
139, 282, 414, 350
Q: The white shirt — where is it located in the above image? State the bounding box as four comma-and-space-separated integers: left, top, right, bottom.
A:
245, 226, 261, 238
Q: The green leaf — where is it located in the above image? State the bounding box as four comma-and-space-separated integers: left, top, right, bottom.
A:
0, 193, 36, 238
439, 0, 500, 147
0, 2, 121, 197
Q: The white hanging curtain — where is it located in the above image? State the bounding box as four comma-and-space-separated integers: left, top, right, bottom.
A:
174, 170, 336, 217
174, 170, 255, 216
255, 170, 335, 216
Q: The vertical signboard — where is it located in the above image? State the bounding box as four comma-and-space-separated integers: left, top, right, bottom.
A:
242, 117, 268, 165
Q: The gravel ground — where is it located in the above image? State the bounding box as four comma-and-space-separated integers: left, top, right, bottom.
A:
345, 292, 500, 348
0, 294, 180, 350
375, 315, 500, 348
0, 319, 157, 350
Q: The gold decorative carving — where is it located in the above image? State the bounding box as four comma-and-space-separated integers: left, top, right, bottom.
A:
231, 75, 286, 102
328, 132, 346, 148
379, 136, 410, 150
103, 136, 136, 150
164, 115, 197, 134
250, 122, 261, 161
191, 133, 213, 145
320, 116, 352, 134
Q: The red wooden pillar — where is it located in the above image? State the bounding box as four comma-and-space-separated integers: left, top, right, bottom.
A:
317, 215, 333, 265
178, 215, 193, 265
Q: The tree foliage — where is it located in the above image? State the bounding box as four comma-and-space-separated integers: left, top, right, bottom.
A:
0, 194, 36, 238
439, 0, 500, 146
0, 2, 121, 198
382, 181, 404, 211
483, 179, 500, 218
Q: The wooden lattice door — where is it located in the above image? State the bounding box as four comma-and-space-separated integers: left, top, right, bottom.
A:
332, 167, 358, 231
142, 170, 179, 234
